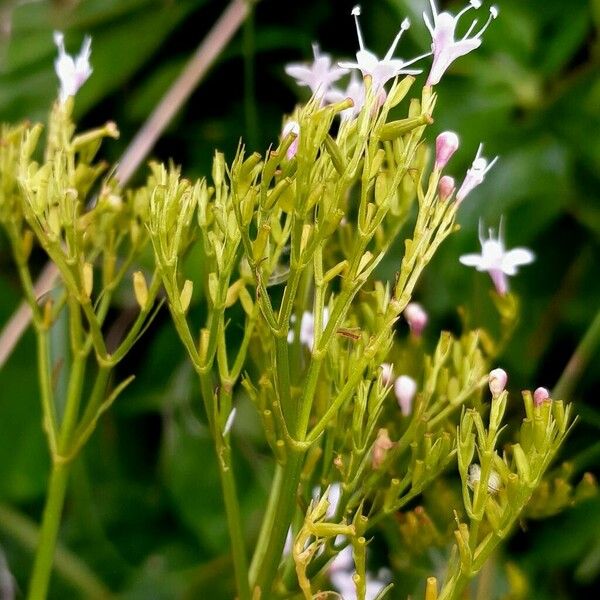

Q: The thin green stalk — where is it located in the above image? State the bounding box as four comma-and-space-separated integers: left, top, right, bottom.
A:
27, 461, 72, 600
0, 501, 110, 599
553, 307, 600, 400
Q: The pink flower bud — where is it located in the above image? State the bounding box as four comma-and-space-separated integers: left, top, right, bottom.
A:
380, 363, 394, 387
533, 387, 550, 406
394, 375, 417, 416
438, 175, 456, 201
404, 302, 428, 337
488, 368, 507, 396
435, 131, 459, 169
281, 120, 300, 159
372, 428, 394, 469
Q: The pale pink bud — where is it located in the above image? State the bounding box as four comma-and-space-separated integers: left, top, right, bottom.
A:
394, 375, 417, 416
372, 428, 394, 469
281, 120, 300, 159
438, 175, 456, 201
380, 363, 394, 387
404, 302, 428, 337
435, 131, 459, 169
533, 387, 550, 406
488, 368, 507, 396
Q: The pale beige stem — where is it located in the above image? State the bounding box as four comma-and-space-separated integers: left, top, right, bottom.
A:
0, 0, 251, 369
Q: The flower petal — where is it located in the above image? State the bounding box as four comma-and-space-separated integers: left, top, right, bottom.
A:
459, 253, 484, 268
502, 248, 535, 274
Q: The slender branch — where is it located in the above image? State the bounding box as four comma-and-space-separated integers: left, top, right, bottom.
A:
0, 0, 251, 370
553, 306, 600, 400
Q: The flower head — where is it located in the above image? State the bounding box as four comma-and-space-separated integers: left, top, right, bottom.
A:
459, 220, 535, 295
281, 120, 300, 159
404, 302, 428, 337
394, 375, 417, 416
533, 387, 550, 406
325, 72, 365, 121
424, 0, 498, 86
438, 175, 456, 200
285, 44, 348, 100
488, 368, 507, 396
380, 362, 394, 387
435, 131, 460, 169
54, 31, 93, 104
455, 143, 498, 203
339, 6, 429, 93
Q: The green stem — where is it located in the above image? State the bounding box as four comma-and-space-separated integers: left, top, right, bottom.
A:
553, 307, 600, 400
0, 501, 111, 599
251, 452, 303, 596
27, 461, 72, 600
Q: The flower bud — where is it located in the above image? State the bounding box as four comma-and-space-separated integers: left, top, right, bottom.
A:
394, 375, 417, 416
372, 428, 394, 469
438, 175, 455, 201
380, 363, 394, 387
467, 463, 501, 494
488, 368, 507, 396
435, 131, 459, 169
533, 387, 550, 406
404, 302, 428, 337
281, 120, 300, 160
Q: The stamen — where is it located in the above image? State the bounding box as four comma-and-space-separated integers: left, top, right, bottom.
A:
429, 0, 438, 19
484, 155, 499, 174
470, 0, 483, 8
475, 8, 498, 38
478, 219, 486, 246
475, 143, 484, 160
397, 50, 432, 69
351, 5, 365, 50
462, 19, 479, 39
456, 1, 479, 22
383, 18, 410, 61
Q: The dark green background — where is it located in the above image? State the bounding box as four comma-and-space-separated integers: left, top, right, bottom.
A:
0, 0, 599, 597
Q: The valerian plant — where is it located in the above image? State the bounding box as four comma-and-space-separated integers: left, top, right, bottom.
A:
0, 2, 595, 599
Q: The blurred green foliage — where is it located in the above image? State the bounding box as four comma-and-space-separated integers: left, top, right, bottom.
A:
0, 0, 598, 598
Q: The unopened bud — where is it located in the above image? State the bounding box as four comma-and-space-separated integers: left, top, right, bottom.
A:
438, 175, 455, 201
380, 362, 394, 386
394, 375, 417, 416
467, 463, 501, 494
281, 120, 300, 160
533, 387, 550, 406
488, 368, 507, 396
404, 302, 428, 337
82, 262, 93, 298
133, 271, 148, 309
372, 428, 394, 469
435, 131, 459, 169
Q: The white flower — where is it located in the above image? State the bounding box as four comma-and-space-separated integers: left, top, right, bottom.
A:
403, 302, 428, 337
455, 143, 498, 203
296, 307, 330, 350
394, 375, 417, 416
325, 72, 365, 121
339, 6, 429, 93
380, 362, 394, 387
467, 463, 501, 494
53, 31, 93, 104
488, 368, 508, 396
424, 0, 498, 86
435, 131, 460, 169
459, 220, 535, 295
285, 44, 348, 99
533, 387, 550, 406
281, 120, 300, 159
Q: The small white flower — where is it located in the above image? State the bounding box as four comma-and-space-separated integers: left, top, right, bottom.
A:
455, 143, 499, 203
424, 0, 498, 86
380, 363, 394, 387
298, 307, 330, 350
488, 368, 508, 396
435, 131, 460, 169
325, 71, 365, 121
467, 463, 501, 494
285, 44, 348, 100
339, 6, 429, 93
281, 120, 300, 159
394, 375, 417, 416
54, 31, 93, 104
404, 302, 428, 337
459, 220, 535, 295
533, 386, 550, 406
